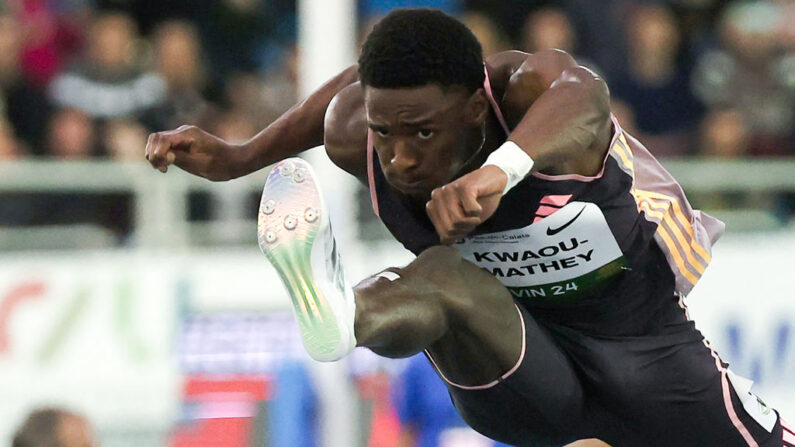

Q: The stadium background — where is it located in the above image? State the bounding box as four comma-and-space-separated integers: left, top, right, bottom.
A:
0, 0, 792, 445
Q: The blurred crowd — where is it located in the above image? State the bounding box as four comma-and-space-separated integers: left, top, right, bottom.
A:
0, 0, 792, 236
0, 0, 791, 162
0, 0, 298, 162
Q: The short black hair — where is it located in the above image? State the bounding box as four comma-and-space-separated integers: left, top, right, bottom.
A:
12, 408, 66, 447
359, 8, 485, 93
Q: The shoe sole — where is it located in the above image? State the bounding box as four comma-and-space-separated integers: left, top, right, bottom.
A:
257, 158, 344, 360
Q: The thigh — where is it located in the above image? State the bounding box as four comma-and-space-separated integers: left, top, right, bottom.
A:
430, 304, 596, 447
551, 320, 786, 447
418, 246, 526, 387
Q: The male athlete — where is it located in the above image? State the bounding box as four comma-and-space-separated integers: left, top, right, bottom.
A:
145, 9, 792, 447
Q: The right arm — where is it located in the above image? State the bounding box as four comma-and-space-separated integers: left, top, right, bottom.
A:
145, 65, 360, 181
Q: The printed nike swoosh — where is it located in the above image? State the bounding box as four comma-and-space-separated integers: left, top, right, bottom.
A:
546, 205, 586, 236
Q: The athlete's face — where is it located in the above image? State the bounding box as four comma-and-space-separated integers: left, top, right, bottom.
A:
364, 84, 487, 199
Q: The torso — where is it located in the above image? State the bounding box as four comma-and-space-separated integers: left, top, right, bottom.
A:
369, 114, 723, 335
326, 52, 723, 335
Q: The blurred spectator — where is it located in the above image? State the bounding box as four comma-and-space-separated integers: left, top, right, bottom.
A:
10, 106, 132, 237
199, 0, 296, 80
221, 68, 299, 129
463, 0, 544, 46
551, 0, 630, 71
0, 12, 52, 153
0, 117, 25, 159
460, 12, 508, 57
48, 12, 166, 120
46, 108, 96, 158
609, 98, 639, 136
691, 1, 794, 157
671, 0, 727, 54
12, 407, 95, 447
519, 7, 600, 74
14, 0, 84, 88
260, 45, 299, 123
609, 3, 703, 157
145, 19, 212, 131
212, 109, 260, 145
0, 115, 36, 227
521, 7, 575, 54
699, 108, 751, 158
103, 118, 148, 161
0, 13, 21, 86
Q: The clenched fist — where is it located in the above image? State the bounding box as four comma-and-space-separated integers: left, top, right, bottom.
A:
145, 125, 243, 181
425, 165, 508, 244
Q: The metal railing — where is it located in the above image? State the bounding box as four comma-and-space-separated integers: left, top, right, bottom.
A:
0, 158, 793, 250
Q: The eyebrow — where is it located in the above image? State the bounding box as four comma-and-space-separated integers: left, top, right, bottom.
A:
367, 119, 435, 129
402, 118, 435, 126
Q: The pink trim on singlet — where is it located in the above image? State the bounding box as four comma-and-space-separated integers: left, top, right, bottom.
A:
366, 130, 380, 217
424, 304, 527, 390
482, 64, 511, 135
528, 114, 622, 182
540, 194, 574, 207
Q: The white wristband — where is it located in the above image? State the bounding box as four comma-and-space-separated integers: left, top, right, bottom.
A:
482, 141, 535, 194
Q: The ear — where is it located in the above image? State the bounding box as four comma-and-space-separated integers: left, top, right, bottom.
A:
464, 89, 490, 126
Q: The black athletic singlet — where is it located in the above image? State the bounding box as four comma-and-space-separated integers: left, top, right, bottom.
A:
365, 70, 724, 335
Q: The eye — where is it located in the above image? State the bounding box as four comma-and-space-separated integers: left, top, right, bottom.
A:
417, 129, 434, 140
375, 128, 389, 137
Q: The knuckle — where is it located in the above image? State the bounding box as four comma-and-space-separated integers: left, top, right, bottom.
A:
184, 126, 197, 136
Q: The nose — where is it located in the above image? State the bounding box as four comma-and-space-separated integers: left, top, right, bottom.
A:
390, 139, 420, 173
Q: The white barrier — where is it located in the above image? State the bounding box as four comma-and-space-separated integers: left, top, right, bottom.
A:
0, 234, 792, 445
687, 233, 795, 421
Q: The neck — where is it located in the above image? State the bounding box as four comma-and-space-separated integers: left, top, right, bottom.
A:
453, 122, 489, 179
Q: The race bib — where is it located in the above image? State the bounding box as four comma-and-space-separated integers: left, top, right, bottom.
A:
455, 202, 625, 300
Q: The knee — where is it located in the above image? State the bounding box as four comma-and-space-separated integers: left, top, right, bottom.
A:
411, 246, 471, 279
352, 270, 448, 357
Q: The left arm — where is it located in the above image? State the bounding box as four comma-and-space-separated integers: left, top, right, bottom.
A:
426, 49, 612, 244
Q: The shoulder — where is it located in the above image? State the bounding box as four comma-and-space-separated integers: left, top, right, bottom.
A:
484, 49, 580, 90
484, 50, 528, 81
324, 82, 368, 182
495, 49, 607, 126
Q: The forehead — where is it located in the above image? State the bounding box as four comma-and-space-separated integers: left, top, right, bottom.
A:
364, 85, 468, 123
